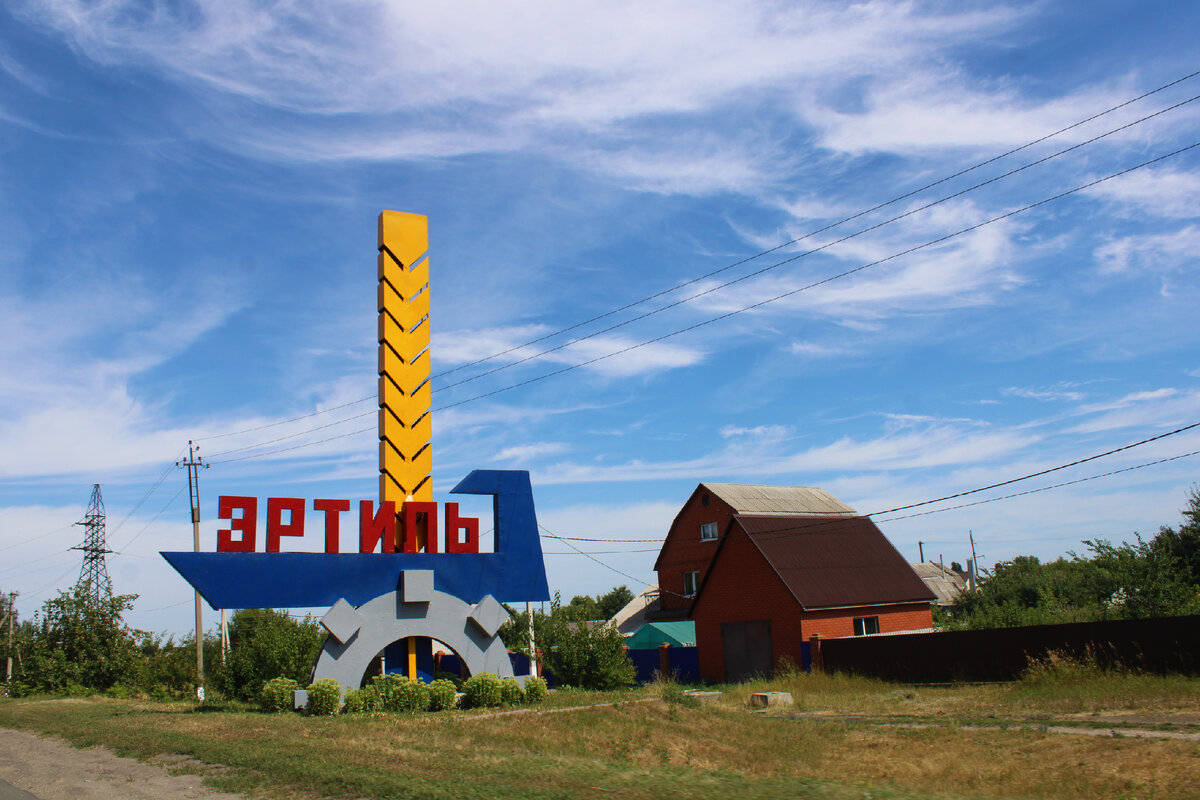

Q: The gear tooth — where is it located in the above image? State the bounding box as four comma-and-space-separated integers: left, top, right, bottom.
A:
321, 598, 363, 644
469, 594, 510, 637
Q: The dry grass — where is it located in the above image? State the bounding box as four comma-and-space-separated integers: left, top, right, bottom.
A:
2, 673, 1199, 800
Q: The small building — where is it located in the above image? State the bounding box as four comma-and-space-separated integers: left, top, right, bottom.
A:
652, 483, 936, 682
910, 562, 967, 607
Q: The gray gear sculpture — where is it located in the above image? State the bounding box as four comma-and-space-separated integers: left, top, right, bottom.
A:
310, 569, 514, 692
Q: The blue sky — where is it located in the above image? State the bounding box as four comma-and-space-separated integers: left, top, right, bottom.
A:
2, 1, 1199, 637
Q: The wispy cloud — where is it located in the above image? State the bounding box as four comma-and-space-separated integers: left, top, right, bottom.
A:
1084, 167, 1200, 220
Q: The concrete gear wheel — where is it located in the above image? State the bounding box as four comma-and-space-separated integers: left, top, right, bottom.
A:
310, 569, 514, 691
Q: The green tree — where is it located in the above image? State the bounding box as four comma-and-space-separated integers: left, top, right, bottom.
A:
499, 593, 635, 689
13, 587, 144, 693
208, 609, 325, 700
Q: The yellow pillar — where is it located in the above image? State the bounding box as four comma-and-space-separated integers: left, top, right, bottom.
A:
407, 638, 418, 681
377, 212, 434, 515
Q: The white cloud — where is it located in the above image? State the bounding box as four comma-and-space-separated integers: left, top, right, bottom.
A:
1085, 168, 1200, 220
1070, 388, 1200, 435
494, 442, 568, 462
1004, 385, 1087, 403
1094, 225, 1200, 276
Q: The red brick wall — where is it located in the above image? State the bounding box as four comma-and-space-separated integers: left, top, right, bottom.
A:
692, 528, 803, 682
800, 603, 933, 640
655, 486, 734, 614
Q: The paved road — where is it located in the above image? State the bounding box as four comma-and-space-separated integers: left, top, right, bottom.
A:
0, 777, 38, 800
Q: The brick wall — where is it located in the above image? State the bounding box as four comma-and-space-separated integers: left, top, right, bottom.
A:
692, 528, 802, 681
801, 603, 932, 640
655, 486, 734, 614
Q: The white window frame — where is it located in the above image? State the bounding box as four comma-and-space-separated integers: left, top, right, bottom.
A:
683, 570, 700, 597
853, 616, 880, 636
700, 522, 718, 541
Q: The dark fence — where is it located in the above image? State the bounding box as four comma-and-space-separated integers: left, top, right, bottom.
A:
628, 645, 700, 683
817, 614, 1200, 683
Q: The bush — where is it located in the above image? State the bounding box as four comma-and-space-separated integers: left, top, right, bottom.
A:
500, 676, 525, 705
306, 678, 341, 716
462, 673, 503, 708
342, 686, 380, 713
208, 609, 325, 701
523, 675, 547, 704
260, 676, 300, 713
428, 679, 458, 711
394, 678, 431, 712
433, 670, 464, 689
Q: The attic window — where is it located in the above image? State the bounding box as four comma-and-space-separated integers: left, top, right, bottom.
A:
702, 493, 710, 506
683, 571, 700, 597
700, 522, 718, 541
853, 616, 879, 636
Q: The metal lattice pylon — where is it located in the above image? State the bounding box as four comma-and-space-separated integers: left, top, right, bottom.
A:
72, 484, 112, 603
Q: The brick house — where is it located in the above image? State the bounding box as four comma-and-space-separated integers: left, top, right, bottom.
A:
651, 483, 935, 682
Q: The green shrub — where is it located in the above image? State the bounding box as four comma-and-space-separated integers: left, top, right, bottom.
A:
462, 673, 503, 708
428, 679, 458, 711
371, 673, 403, 711
433, 670, 463, 689
394, 678, 431, 712
306, 678, 341, 716
260, 676, 300, 713
342, 686, 380, 713
522, 675, 547, 704
500, 676, 525, 705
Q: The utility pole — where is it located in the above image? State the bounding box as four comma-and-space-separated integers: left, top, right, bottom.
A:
4, 591, 16, 682
918, 541, 924, 562
969, 530, 979, 592
178, 441, 209, 682
526, 601, 537, 677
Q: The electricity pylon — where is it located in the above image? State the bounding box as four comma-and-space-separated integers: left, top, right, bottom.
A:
72, 484, 112, 604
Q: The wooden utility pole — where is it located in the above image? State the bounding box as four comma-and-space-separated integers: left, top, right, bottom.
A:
178, 441, 209, 681
969, 530, 979, 591
5, 591, 16, 682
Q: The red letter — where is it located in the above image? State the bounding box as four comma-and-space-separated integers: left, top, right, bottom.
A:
313, 498, 350, 553
444, 502, 479, 553
266, 497, 305, 553
359, 500, 397, 553
217, 496, 257, 552
401, 501, 438, 553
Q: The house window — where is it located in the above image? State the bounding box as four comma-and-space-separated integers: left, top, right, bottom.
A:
700, 522, 718, 541
853, 616, 879, 636
683, 570, 700, 597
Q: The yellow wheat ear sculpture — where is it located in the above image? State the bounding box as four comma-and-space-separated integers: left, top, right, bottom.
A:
377, 211, 433, 509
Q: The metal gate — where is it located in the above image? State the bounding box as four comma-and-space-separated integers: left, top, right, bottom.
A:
721, 619, 773, 682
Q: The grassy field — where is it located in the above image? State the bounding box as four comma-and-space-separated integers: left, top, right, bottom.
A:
2, 668, 1199, 800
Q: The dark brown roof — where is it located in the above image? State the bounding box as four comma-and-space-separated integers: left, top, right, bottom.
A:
731, 514, 936, 609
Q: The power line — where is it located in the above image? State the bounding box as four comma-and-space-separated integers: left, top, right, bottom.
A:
202, 138, 1200, 465
436, 91, 1200, 393
187, 70, 1200, 449
430, 69, 1200, 382
875, 447, 1200, 523
432, 140, 1200, 412
869, 420, 1200, 517
113, 484, 188, 555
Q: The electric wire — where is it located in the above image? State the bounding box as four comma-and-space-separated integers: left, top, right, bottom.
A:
108, 447, 187, 536
187, 70, 1200, 447
430, 69, 1200, 381
875, 447, 1200, 523
113, 484, 189, 555
203, 139, 1200, 464
436, 92, 1200, 393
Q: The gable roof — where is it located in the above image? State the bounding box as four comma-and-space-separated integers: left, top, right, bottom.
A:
655, 482, 860, 572
708, 514, 936, 610
701, 483, 858, 515
910, 562, 968, 606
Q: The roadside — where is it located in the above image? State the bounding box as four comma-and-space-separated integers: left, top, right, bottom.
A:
0, 728, 249, 800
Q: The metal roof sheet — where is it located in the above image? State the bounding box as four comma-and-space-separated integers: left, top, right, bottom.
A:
734, 514, 936, 609
909, 562, 968, 606
701, 483, 858, 515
